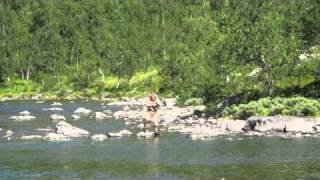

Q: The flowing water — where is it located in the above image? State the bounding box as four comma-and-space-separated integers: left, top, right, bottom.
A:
0, 101, 320, 180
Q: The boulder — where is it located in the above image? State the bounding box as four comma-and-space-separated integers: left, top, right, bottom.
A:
71, 114, 81, 120
44, 133, 71, 141
50, 114, 66, 121
244, 116, 318, 134
21, 135, 43, 140
9, 115, 36, 121
94, 112, 108, 120
19, 110, 31, 116
74, 107, 92, 115
90, 134, 108, 141
55, 121, 89, 137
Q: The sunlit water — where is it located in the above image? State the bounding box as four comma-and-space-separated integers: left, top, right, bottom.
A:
0, 101, 320, 179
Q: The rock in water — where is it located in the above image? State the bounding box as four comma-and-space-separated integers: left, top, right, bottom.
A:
55, 121, 89, 137
50, 114, 66, 121
90, 134, 108, 141
44, 133, 71, 141
9, 115, 36, 121
21, 135, 43, 140
72, 114, 81, 120
119, 129, 133, 136
51, 102, 63, 106
136, 131, 154, 138
107, 129, 133, 137
19, 110, 31, 116
123, 105, 130, 111
74, 107, 92, 115
107, 132, 122, 137
42, 107, 64, 111
36, 128, 53, 132
103, 109, 113, 115
4, 130, 13, 138
94, 112, 108, 120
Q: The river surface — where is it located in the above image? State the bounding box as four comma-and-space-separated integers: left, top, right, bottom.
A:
0, 101, 320, 180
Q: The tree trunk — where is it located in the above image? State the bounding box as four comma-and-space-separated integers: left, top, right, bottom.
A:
161, 0, 166, 59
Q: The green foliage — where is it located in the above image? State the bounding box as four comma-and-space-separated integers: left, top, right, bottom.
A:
0, 0, 319, 103
178, 98, 204, 106
0, 78, 41, 97
129, 68, 161, 93
224, 97, 320, 119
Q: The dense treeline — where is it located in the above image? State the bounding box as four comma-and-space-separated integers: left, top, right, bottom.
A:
0, 0, 319, 110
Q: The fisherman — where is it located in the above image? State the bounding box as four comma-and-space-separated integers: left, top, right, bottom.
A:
144, 94, 166, 136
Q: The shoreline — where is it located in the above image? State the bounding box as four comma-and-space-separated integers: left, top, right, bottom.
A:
1, 95, 320, 141
0, 93, 129, 102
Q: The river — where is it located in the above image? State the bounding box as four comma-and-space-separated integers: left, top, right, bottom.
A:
0, 101, 320, 179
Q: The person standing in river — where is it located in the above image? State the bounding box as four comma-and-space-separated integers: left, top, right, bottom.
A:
144, 94, 166, 136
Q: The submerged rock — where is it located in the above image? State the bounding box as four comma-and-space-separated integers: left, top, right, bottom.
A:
19, 110, 31, 116
136, 131, 154, 138
50, 114, 66, 121
42, 107, 64, 111
55, 121, 89, 138
91, 134, 108, 141
51, 102, 63, 106
9, 115, 36, 121
119, 129, 133, 136
36, 128, 53, 132
107, 129, 132, 137
103, 109, 113, 115
21, 135, 43, 140
4, 130, 13, 138
168, 124, 185, 132
107, 132, 122, 137
44, 133, 71, 141
71, 114, 81, 120
123, 105, 131, 111
74, 107, 92, 115
94, 112, 108, 120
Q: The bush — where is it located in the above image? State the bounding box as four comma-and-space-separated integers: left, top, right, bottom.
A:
224, 97, 320, 119
129, 67, 161, 93
0, 78, 41, 97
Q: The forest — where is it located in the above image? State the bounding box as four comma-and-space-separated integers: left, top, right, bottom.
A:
0, 0, 319, 116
